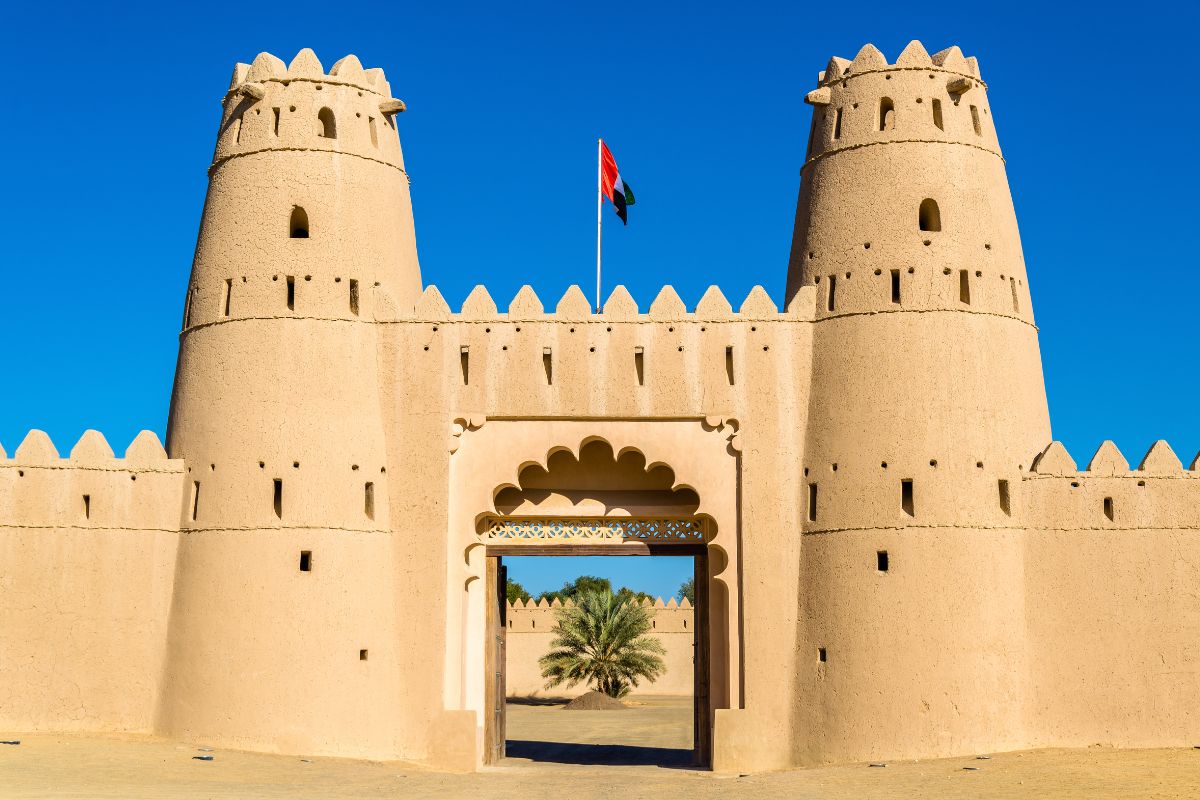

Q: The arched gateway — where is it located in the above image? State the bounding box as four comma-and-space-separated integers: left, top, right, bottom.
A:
446, 419, 743, 766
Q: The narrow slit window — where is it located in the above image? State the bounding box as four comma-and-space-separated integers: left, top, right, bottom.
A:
286, 276, 295, 311
289, 206, 309, 238
191, 481, 201, 521
970, 105, 981, 136
83, 494, 91, 520
1103, 496, 1114, 521
901, 479, 915, 517
317, 107, 336, 139
826, 275, 837, 311
634, 347, 645, 386
543, 348, 553, 385
223, 278, 232, 317
876, 550, 889, 572
182, 288, 194, 328
805, 113, 818, 160
958, 269, 971, 305
272, 107, 280, 136
299, 551, 312, 572
932, 98, 944, 130
349, 279, 360, 316
725, 346, 735, 385
364, 482, 375, 520
460, 346, 470, 385
1009, 277, 1020, 313
832, 107, 843, 140
273, 479, 283, 519
998, 479, 1011, 516
818, 647, 827, 663
368, 116, 378, 148
233, 114, 243, 144
807, 483, 818, 522
879, 97, 895, 131
919, 199, 941, 232
890, 269, 901, 304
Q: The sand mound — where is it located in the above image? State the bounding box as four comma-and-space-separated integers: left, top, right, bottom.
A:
562, 690, 628, 711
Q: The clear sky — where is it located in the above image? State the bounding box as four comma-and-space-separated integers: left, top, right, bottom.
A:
1, 1, 1196, 599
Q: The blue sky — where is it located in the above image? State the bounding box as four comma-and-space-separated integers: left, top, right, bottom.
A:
1, 1, 1196, 599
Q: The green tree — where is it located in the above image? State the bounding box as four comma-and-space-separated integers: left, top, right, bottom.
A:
539, 590, 666, 699
535, 575, 613, 605
678, 577, 695, 604
506, 577, 531, 604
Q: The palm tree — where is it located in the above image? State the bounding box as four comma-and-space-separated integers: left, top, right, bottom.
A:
539, 590, 667, 699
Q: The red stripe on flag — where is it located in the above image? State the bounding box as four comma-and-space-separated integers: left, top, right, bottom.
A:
600, 140, 621, 203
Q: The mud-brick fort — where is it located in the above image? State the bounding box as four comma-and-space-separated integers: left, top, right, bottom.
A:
1, 40, 1198, 773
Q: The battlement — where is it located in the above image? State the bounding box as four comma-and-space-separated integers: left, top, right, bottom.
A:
0, 430, 185, 531
213, 48, 407, 173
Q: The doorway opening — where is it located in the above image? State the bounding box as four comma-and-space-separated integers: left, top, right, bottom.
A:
484, 547, 710, 769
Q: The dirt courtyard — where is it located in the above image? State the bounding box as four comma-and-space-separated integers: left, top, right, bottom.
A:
2, 696, 1197, 799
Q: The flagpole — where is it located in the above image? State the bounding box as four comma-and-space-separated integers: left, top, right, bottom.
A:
596, 137, 603, 313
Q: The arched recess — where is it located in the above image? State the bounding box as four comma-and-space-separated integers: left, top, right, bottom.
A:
289, 206, 309, 238
317, 107, 336, 139
919, 198, 942, 232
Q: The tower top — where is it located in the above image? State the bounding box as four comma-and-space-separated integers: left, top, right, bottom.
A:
226, 48, 400, 102
812, 41, 983, 89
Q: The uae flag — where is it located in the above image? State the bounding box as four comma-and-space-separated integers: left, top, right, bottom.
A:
600, 140, 636, 224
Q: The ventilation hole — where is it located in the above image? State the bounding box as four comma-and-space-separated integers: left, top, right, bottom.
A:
998, 479, 1011, 516
807, 483, 818, 522
190, 481, 201, 521
901, 479, 915, 517
919, 198, 941, 232
460, 346, 470, 385
833, 107, 843, 140
543, 348, 553, 385
364, 482, 375, 520
877, 550, 889, 572
970, 105, 982, 135
293, 461, 300, 469
634, 348, 645, 386
890, 269, 901, 304
349, 279, 360, 316
82, 494, 91, 520
317, 107, 336, 139
273, 479, 283, 519
959, 270, 971, 304
1138, 480, 1146, 487
932, 98, 944, 130
725, 346, 735, 385
286, 276, 295, 311
359, 649, 369, 661
223, 279, 232, 317
818, 647, 827, 663
879, 97, 895, 131
299, 551, 312, 572
826, 275, 837, 311
881, 462, 888, 469
289, 207, 309, 238
929, 459, 938, 467
977, 461, 984, 468
1103, 496, 1114, 521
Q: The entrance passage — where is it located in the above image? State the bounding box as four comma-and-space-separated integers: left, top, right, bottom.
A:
484, 547, 710, 768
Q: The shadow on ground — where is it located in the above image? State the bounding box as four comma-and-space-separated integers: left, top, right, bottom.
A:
506, 695, 573, 707
506, 739, 695, 768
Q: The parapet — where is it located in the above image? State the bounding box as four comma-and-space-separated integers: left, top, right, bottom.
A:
505, 596, 694, 634
0, 429, 186, 532
213, 49, 407, 173
801, 41, 1000, 167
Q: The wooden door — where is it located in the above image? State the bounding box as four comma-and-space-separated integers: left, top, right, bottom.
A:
483, 556, 507, 763
693, 552, 712, 767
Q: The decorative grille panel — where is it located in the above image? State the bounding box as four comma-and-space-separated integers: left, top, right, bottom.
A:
482, 517, 707, 543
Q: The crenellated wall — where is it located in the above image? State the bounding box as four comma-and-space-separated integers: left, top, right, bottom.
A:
505, 598, 695, 697
0, 430, 184, 733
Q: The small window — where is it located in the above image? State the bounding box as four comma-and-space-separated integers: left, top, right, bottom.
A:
826, 275, 837, 311
368, 116, 378, 148
223, 279, 232, 317
1010, 277, 1020, 313
901, 479, 915, 517
83, 494, 91, 520
359, 649, 369, 661
725, 346, 735, 385
970, 105, 981, 136
233, 114, 243, 144
919, 199, 941, 232
318, 107, 336, 139
286, 276, 295, 311
833, 107, 843, 140
1103, 497, 1114, 521
460, 346, 470, 385
349, 279, 360, 316
879, 97, 895, 132
364, 482, 375, 520
998, 480, 1011, 516
807, 483, 818, 522
289, 206, 309, 238
876, 550, 889, 572
273, 479, 283, 519
299, 551, 312, 572
818, 647, 827, 663
958, 270, 971, 305
272, 107, 280, 136
634, 347, 645, 386
890, 269, 901, 304
932, 98, 944, 130
543, 348, 553, 385
191, 481, 201, 521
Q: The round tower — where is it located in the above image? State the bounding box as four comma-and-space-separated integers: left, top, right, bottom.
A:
158, 49, 419, 757
789, 42, 1051, 762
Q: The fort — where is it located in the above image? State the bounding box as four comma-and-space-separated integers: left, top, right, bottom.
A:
1, 40, 1198, 774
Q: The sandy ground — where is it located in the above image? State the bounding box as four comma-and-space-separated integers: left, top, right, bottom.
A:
2, 696, 1198, 799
